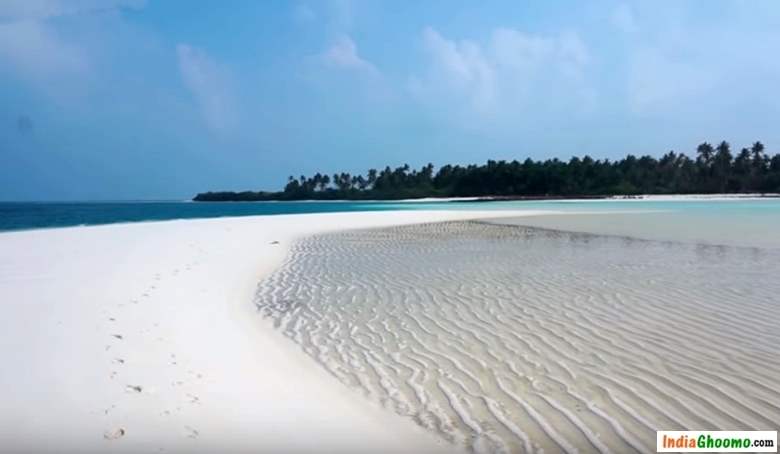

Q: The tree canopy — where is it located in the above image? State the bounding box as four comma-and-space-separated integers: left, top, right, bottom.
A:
194, 140, 780, 201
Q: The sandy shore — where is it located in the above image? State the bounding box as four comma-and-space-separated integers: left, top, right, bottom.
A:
257, 221, 780, 453
608, 193, 780, 201
0, 209, 545, 453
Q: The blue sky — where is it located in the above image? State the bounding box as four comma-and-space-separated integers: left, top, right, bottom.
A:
1, 0, 780, 200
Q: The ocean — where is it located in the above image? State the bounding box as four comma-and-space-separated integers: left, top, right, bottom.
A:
0, 201, 407, 232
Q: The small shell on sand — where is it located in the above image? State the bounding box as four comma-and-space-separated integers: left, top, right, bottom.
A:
104, 428, 125, 440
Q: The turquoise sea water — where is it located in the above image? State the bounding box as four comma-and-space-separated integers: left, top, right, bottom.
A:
490, 199, 780, 249
1, 199, 779, 245
0, 201, 413, 232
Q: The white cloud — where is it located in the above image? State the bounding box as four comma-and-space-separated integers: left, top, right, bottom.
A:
321, 35, 379, 75
0, 0, 145, 21
491, 28, 555, 71
177, 44, 237, 134
623, 6, 780, 116
0, 0, 145, 95
611, 4, 638, 34
0, 20, 87, 78
420, 27, 495, 110
411, 26, 593, 116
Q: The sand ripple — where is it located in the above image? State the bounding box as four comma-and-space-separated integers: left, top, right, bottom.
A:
255, 221, 780, 453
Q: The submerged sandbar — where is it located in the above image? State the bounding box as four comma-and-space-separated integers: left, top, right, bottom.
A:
257, 221, 780, 453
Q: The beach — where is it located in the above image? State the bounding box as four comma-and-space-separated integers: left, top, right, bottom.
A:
4, 0, 779, 451
0, 209, 543, 454
2, 207, 779, 453
257, 220, 780, 453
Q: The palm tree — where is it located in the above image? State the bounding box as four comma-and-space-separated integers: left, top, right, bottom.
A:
696, 142, 714, 165
751, 141, 765, 162
750, 141, 767, 191
196, 138, 780, 201
714, 141, 733, 192
734, 148, 752, 191
367, 169, 377, 188
696, 142, 715, 190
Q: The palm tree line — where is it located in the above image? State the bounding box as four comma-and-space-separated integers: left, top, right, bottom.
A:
194, 140, 780, 201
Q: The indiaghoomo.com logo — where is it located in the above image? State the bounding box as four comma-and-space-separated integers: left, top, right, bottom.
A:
657, 431, 777, 452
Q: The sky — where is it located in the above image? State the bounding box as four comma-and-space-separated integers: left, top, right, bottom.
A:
1, 0, 780, 200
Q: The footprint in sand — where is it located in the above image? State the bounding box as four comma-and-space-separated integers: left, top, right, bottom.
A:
187, 370, 203, 380
184, 426, 199, 439
104, 428, 126, 440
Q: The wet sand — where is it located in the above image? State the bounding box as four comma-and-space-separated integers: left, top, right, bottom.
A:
257, 221, 780, 453
487, 212, 780, 249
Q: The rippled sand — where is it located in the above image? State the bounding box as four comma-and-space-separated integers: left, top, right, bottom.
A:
255, 221, 780, 453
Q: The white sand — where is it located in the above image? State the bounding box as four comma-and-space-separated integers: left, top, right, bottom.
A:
0, 209, 546, 454
257, 221, 780, 452
395, 197, 483, 202
608, 193, 780, 201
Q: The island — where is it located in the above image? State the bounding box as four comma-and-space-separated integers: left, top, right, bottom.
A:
194, 141, 780, 201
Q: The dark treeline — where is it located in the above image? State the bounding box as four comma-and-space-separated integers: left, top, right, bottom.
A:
194, 141, 780, 201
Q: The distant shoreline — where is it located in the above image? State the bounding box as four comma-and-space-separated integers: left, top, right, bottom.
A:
193, 142, 780, 202
193, 193, 780, 203
3, 195, 779, 233
466, 193, 780, 202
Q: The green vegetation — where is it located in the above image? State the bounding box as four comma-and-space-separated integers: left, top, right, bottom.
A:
194, 140, 780, 201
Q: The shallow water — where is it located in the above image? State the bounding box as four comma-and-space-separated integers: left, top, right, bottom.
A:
486, 210, 780, 249
256, 222, 780, 453
3, 198, 779, 234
